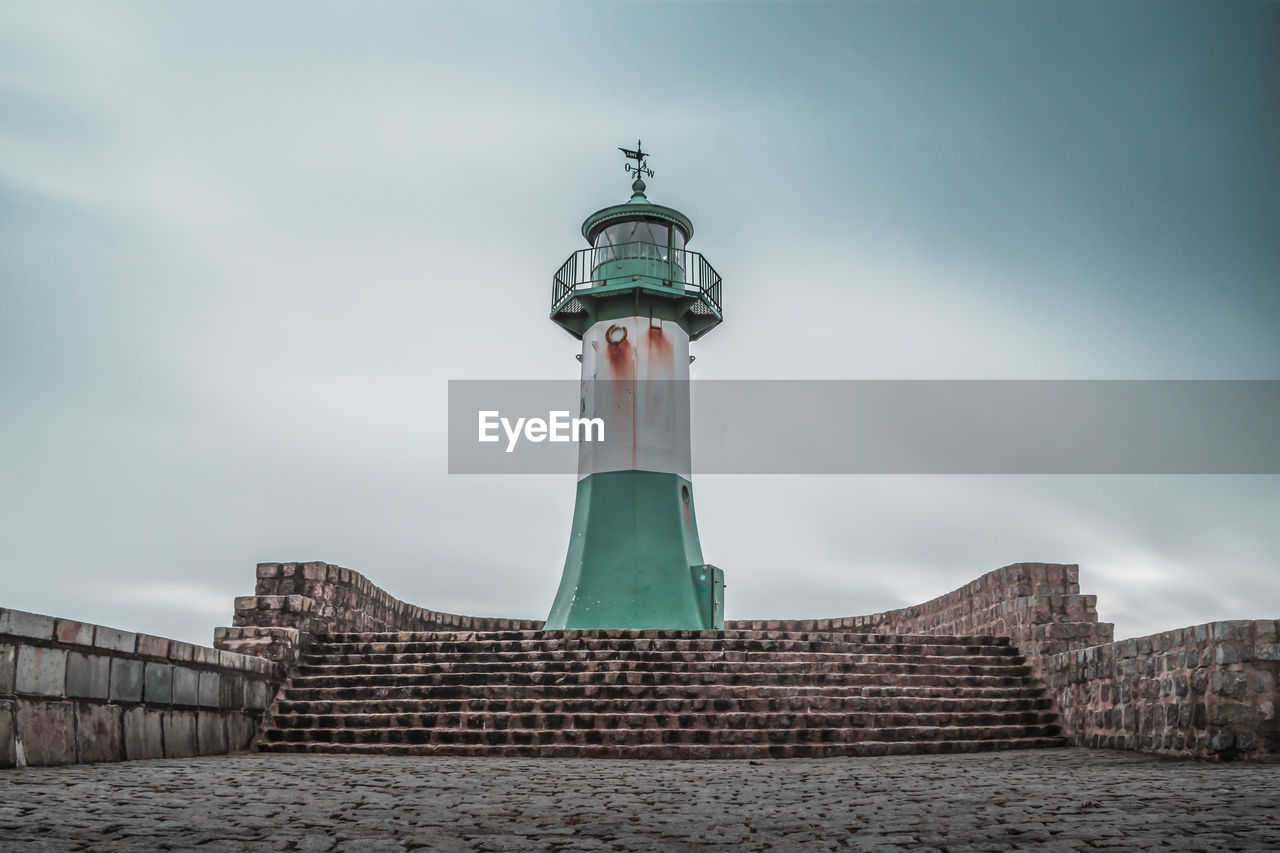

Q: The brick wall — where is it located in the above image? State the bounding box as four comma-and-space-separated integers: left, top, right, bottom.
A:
214, 561, 543, 669
1, 607, 282, 768
1042, 620, 1279, 760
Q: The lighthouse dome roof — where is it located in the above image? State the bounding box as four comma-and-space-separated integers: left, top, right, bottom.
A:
581, 180, 694, 245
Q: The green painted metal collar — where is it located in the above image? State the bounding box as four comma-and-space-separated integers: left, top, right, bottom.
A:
581, 190, 695, 245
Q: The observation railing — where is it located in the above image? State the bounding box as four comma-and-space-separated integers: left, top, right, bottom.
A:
552, 241, 722, 318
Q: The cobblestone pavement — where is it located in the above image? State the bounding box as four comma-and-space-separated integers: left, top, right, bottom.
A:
1, 748, 1277, 851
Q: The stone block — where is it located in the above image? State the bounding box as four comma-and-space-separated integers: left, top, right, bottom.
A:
108, 658, 144, 703
1210, 669, 1249, 697
168, 641, 196, 663
198, 671, 221, 708
1210, 621, 1246, 642
247, 655, 275, 676
219, 672, 244, 709
256, 562, 282, 578
226, 711, 257, 752
74, 701, 122, 763
0, 699, 14, 769
55, 619, 94, 646
196, 645, 221, 666
16, 645, 66, 697
196, 712, 227, 755
244, 679, 273, 710
1250, 668, 1275, 696
122, 707, 164, 760
0, 609, 56, 641
94, 627, 136, 653
14, 698, 76, 766
1255, 643, 1280, 661
136, 634, 170, 658
234, 595, 262, 614
0, 644, 14, 693
172, 667, 200, 706
163, 710, 198, 757
143, 662, 173, 704
1209, 729, 1235, 753
65, 651, 111, 699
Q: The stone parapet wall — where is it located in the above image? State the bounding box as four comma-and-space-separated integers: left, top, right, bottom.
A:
1, 607, 282, 768
1042, 619, 1279, 760
728, 562, 1114, 665
214, 562, 543, 668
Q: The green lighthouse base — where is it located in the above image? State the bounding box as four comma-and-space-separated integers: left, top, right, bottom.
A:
545, 470, 723, 630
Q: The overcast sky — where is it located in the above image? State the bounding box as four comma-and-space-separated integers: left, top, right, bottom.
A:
3, 0, 1278, 647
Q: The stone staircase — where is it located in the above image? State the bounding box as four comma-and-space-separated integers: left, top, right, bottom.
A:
257, 629, 1065, 758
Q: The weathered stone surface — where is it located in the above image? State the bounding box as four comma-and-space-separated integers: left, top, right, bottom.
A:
14, 697, 76, 766
55, 618, 94, 646
163, 710, 198, 758
108, 657, 144, 703
74, 701, 122, 763
2, 609, 284, 768
123, 706, 165, 760
172, 666, 200, 706
0, 699, 15, 769
218, 672, 244, 709
0, 643, 14, 694
94, 626, 136, 653
198, 671, 221, 708
135, 633, 170, 658
1042, 618, 1280, 760
245, 678, 273, 710
227, 711, 257, 752
65, 651, 111, 699
0, 609, 56, 641
15, 645, 66, 697
143, 661, 173, 704
197, 712, 228, 755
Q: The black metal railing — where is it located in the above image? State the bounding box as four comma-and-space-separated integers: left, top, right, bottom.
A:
552, 242, 722, 317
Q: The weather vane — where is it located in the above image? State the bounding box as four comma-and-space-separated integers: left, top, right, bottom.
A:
619, 140, 654, 183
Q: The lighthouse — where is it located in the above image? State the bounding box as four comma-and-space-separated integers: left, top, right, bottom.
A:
544, 144, 725, 630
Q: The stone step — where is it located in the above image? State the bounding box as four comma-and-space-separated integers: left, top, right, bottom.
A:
259, 723, 1062, 747
268, 709, 1061, 732
281, 683, 1040, 702
316, 630, 1014, 647
293, 660, 1031, 678
256, 736, 1067, 759
299, 650, 1027, 668
263, 629, 1061, 759
285, 670, 1036, 690
308, 637, 1019, 657
275, 694, 1056, 716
